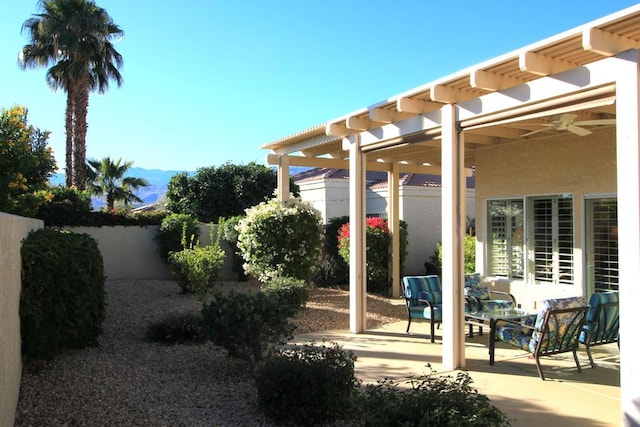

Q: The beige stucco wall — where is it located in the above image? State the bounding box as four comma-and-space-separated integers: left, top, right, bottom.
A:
297, 178, 350, 224
474, 128, 617, 308
66, 225, 235, 281
0, 213, 43, 427
298, 177, 476, 276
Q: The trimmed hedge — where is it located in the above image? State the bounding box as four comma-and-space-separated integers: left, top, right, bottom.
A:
20, 228, 106, 360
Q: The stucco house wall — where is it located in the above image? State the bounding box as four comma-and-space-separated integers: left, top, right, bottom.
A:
296, 173, 476, 275
398, 186, 476, 275
296, 177, 350, 223
474, 128, 616, 308
0, 213, 43, 427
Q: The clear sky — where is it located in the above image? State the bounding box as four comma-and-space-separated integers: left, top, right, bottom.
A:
1, 1, 638, 172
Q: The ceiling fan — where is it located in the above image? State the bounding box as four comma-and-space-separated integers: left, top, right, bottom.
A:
521, 113, 616, 137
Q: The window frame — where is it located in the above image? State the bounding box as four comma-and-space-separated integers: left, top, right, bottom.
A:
584, 195, 618, 293
486, 194, 575, 285
486, 198, 524, 279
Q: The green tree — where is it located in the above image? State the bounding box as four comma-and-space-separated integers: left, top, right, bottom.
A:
0, 106, 57, 216
86, 157, 149, 211
20, 0, 123, 189
166, 162, 300, 223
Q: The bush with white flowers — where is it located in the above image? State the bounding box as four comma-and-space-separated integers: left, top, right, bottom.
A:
237, 197, 323, 283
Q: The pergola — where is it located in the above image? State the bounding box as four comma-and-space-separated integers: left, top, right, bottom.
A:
262, 6, 640, 424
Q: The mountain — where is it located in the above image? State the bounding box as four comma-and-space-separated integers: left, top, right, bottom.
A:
49, 166, 311, 209
50, 167, 189, 208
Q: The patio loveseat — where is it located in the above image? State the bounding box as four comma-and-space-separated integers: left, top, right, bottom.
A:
464, 272, 517, 313
493, 296, 589, 380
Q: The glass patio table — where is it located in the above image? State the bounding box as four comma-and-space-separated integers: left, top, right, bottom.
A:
464, 307, 537, 365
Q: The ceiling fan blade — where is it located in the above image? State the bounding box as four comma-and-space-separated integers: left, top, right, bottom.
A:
567, 125, 592, 136
573, 119, 616, 126
521, 128, 551, 137
558, 113, 578, 125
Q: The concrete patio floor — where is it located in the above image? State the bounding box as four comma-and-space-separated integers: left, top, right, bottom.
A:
293, 320, 621, 426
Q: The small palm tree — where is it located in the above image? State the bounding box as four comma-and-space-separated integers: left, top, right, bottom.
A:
86, 157, 149, 211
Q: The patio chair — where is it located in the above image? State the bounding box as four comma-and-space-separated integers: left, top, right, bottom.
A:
402, 275, 442, 343
494, 296, 588, 380
580, 291, 620, 367
464, 272, 517, 313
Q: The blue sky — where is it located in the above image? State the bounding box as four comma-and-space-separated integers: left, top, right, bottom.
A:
1, 1, 638, 172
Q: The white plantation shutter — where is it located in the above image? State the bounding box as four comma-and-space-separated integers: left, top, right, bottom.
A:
529, 196, 574, 285
487, 200, 524, 278
586, 198, 618, 292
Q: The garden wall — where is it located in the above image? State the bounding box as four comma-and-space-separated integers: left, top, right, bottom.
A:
0, 212, 43, 427
65, 224, 236, 281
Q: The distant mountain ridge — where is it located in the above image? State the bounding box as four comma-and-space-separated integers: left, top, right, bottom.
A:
50, 166, 310, 208
50, 167, 189, 208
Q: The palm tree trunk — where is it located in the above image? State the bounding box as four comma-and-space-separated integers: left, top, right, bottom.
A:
73, 78, 90, 190
65, 86, 75, 187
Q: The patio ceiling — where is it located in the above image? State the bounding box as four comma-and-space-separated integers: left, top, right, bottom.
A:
263, 5, 640, 171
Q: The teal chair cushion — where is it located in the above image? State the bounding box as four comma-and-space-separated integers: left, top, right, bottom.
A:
403, 275, 442, 321
580, 291, 619, 344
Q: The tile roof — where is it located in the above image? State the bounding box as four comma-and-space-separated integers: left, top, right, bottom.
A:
293, 168, 475, 189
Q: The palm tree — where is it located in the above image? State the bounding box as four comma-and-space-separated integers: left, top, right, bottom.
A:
86, 157, 149, 212
19, 0, 123, 189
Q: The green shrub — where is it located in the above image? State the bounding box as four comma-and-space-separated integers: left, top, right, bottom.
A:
356, 367, 511, 426
236, 197, 323, 283
155, 213, 200, 262
261, 275, 311, 313
145, 313, 206, 344
338, 217, 408, 294
220, 215, 247, 281
201, 290, 295, 364
432, 234, 476, 274
319, 216, 350, 286
20, 228, 105, 360
255, 342, 360, 425
168, 224, 224, 301
35, 186, 92, 225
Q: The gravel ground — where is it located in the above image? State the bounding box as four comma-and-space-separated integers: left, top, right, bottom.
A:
14, 279, 406, 426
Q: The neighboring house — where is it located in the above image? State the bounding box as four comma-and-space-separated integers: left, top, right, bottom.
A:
294, 167, 476, 275
262, 6, 640, 423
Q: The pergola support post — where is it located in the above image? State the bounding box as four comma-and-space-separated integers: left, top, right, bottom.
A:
348, 135, 367, 333
276, 154, 290, 202
614, 49, 640, 427
441, 103, 466, 369
389, 163, 401, 297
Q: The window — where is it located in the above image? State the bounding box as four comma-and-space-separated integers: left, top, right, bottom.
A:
528, 196, 574, 285
586, 198, 618, 292
487, 199, 524, 279
487, 195, 574, 284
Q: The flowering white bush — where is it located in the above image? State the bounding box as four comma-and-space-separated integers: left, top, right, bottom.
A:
237, 197, 323, 283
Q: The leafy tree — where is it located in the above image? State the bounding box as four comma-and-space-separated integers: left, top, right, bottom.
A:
166, 162, 300, 223
86, 157, 149, 211
20, 0, 124, 189
0, 106, 57, 216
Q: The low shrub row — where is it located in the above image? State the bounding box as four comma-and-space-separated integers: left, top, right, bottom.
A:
145, 274, 510, 426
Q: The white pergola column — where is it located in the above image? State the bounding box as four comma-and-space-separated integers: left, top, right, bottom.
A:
615, 49, 640, 427
441, 103, 466, 369
348, 135, 367, 333
388, 163, 401, 297
276, 154, 290, 202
